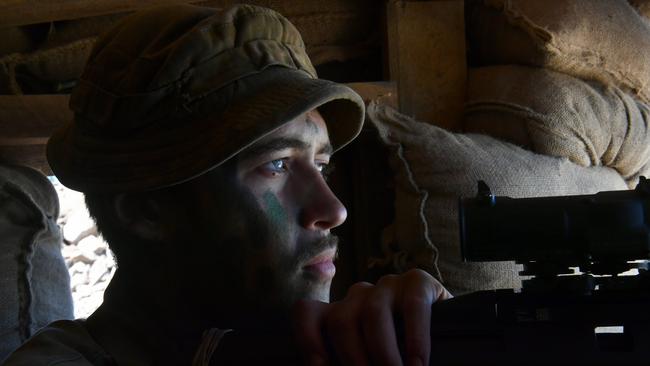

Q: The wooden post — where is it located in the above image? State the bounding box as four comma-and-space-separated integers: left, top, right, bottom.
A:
386, 0, 466, 130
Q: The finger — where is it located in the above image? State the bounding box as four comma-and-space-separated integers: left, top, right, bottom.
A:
362, 278, 403, 366
400, 270, 436, 366
292, 299, 330, 366
435, 282, 453, 301
401, 270, 453, 366
325, 301, 370, 366
325, 282, 373, 365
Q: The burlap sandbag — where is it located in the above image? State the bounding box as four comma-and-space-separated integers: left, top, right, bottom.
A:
368, 102, 628, 295
0, 38, 95, 94
467, 0, 650, 103
464, 65, 650, 188
0, 164, 73, 362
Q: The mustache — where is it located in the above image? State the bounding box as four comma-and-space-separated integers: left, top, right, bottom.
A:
296, 234, 339, 264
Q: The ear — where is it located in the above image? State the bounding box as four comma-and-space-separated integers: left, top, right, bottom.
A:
113, 193, 167, 242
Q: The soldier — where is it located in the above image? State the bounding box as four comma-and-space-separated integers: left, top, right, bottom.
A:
4, 4, 450, 365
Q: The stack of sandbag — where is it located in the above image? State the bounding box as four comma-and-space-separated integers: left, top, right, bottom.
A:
464, 65, 650, 187
466, 0, 650, 103
0, 164, 73, 362
464, 0, 650, 186
368, 102, 628, 295
368, 0, 650, 295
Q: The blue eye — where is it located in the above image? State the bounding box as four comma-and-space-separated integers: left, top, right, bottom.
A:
266, 159, 288, 174
319, 162, 335, 180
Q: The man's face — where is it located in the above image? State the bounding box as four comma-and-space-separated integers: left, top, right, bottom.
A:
168, 109, 347, 318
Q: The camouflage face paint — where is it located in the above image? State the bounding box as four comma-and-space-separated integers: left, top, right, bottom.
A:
263, 190, 288, 226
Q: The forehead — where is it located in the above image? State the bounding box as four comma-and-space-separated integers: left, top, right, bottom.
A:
246, 109, 331, 153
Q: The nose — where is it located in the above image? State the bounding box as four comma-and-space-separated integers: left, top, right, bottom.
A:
299, 171, 347, 231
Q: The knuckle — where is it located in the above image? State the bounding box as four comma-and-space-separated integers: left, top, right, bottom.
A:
404, 268, 434, 282
376, 273, 399, 287
347, 281, 373, 296
402, 293, 433, 310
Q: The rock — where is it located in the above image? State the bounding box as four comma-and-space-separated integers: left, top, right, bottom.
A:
78, 235, 105, 257
62, 209, 95, 244
70, 252, 95, 265
75, 284, 93, 298
61, 244, 81, 265
70, 271, 88, 291
54, 180, 114, 319
88, 258, 109, 285
69, 261, 89, 275
55, 184, 86, 224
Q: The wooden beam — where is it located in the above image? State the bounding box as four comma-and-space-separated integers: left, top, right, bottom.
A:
347, 81, 397, 109
386, 0, 466, 131
0, 0, 202, 28
0, 82, 396, 175
0, 95, 70, 174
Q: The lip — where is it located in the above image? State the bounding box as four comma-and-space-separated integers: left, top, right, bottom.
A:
303, 248, 337, 279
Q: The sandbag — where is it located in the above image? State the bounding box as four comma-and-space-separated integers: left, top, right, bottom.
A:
464, 65, 650, 187
0, 164, 73, 362
0, 38, 95, 94
467, 0, 650, 103
368, 102, 628, 295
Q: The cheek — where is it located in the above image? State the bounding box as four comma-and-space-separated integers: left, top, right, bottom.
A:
262, 190, 289, 228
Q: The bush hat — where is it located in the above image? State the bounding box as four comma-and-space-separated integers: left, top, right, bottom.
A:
47, 4, 365, 193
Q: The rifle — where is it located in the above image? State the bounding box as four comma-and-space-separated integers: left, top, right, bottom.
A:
429, 177, 650, 365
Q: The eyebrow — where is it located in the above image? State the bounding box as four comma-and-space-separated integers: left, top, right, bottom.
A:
238, 137, 333, 162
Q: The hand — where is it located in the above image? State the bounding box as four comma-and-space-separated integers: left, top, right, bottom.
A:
292, 269, 452, 366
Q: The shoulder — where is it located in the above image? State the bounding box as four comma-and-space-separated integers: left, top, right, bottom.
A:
2, 320, 114, 366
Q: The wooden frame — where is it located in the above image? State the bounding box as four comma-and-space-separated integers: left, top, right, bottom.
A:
0, 0, 201, 27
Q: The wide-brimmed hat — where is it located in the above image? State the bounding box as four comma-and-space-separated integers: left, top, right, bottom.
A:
47, 4, 365, 193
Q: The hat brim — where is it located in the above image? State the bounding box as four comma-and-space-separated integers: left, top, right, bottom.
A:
47, 67, 365, 193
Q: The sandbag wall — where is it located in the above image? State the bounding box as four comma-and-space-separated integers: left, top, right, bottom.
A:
464, 0, 650, 186
367, 0, 650, 295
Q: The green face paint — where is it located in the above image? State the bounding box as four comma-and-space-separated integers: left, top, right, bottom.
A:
263, 190, 287, 226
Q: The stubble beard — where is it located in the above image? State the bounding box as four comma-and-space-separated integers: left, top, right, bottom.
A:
207, 179, 340, 312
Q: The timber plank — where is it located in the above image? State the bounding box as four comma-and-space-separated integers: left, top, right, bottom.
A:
386, 0, 466, 130
0, 0, 201, 28
0, 94, 71, 174
0, 94, 70, 140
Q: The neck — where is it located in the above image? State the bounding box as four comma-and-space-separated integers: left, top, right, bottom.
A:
87, 268, 206, 365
